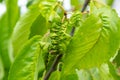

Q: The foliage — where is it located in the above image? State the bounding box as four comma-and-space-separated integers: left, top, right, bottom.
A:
0, 0, 120, 80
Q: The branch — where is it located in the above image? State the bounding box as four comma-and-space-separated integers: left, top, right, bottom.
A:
70, 27, 75, 36
81, 0, 90, 12
44, 54, 62, 80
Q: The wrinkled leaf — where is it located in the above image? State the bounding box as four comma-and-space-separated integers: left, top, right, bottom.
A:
39, 1, 56, 19
38, 0, 64, 21
8, 36, 41, 80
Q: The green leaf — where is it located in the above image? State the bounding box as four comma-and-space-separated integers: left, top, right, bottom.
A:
61, 73, 78, 80
0, 13, 13, 69
37, 52, 46, 78
38, 0, 64, 21
62, 7, 120, 78
26, 0, 44, 7
5, 0, 20, 29
108, 62, 120, 80
113, 50, 120, 67
12, 5, 47, 56
105, 0, 114, 6
76, 63, 120, 80
27, 0, 34, 7
0, 0, 19, 69
76, 69, 93, 80
98, 64, 115, 80
39, 1, 53, 16
49, 71, 60, 80
0, 54, 4, 80
62, 14, 102, 73
71, 0, 80, 6
29, 14, 47, 38
0, 0, 3, 2
89, 68, 101, 80
71, 0, 84, 11
8, 36, 41, 80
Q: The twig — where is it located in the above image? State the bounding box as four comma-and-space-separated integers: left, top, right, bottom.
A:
62, 12, 67, 23
81, 0, 90, 12
44, 54, 63, 80
70, 27, 75, 36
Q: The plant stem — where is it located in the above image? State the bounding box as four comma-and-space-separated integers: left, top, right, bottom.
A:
70, 27, 75, 36
44, 54, 62, 80
81, 0, 90, 12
